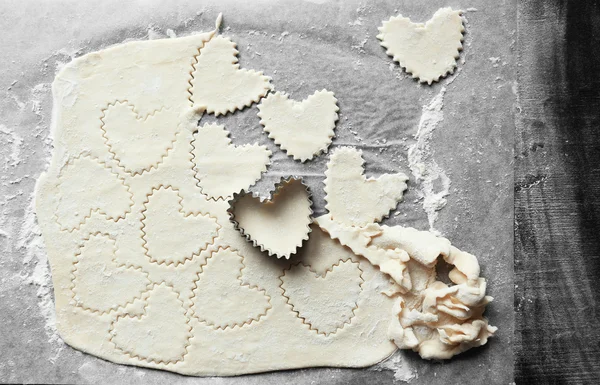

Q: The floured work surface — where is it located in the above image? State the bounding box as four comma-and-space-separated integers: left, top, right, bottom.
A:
3, 0, 514, 383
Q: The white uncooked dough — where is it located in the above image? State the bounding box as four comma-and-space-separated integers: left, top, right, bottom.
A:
191, 123, 271, 200
189, 35, 272, 116
377, 7, 464, 84
315, 215, 497, 360
35, 27, 400, 376
324, 147, 409, 227
258, 90, 339, 162
230, 178, 312, 259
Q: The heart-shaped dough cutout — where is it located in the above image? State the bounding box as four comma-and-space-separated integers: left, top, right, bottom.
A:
100, 101, 180, 175
141, 186, 220, 266
191, 247, 271, 329
192, 123, 271, 200
55, 156, 133, 231
258, 90, 339, 162
280, 259, 364, 336
377, 7, 464, 84
324, 147, 408, 226
71, 233, 151, 314
229, 177, 312, 259
110, 283, 191, 364
189, 35, 272, 115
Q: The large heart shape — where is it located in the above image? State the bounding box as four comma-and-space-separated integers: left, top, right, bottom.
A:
229, 177, 312, 259
110, 283, 192, 364
189, 35, 272, 116
257, 90, 339, 162
280, 259, 364, 336
55, 156, 133, 231
71, 233, 151, 314
141, 186, 220, 266
100, 101, 180, 175
377, 7, 464, 84
324, 147, 408, 226
191, 247, 271, 329
191, 123, 271, 200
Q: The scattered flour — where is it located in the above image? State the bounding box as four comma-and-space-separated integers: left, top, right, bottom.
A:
370, 352, 418, 382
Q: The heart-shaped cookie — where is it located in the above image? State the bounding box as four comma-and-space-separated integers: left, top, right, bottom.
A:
141, 186, 220, 266
377, 7, 464, 84
191, 123, 271, 200
189, 35, 272, 115
228, 177, 312, 259
258, 90, 339, 162
191, 247, 271, 329
71, 233, 151, 314
55, 156, 133, 231
110, 283, 191, 364
324, 147, 408, 226
280, 259, 364, 336
100, 101, 180, 175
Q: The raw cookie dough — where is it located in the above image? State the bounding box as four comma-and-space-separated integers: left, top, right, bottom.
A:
35, 25, 401, 376
258, 90, 339, 162
229, 177, 312, 259
377, 7, 464, 84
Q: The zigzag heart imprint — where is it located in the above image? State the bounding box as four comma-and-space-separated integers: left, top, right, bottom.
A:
35, 12, 496, 377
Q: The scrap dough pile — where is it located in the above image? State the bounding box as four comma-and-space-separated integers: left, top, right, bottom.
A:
35, 9, 496, 376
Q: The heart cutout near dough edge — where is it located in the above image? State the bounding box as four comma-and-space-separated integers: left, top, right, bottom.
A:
189, 35, 272, 116
324, 147, 409, 227
228, 177, 313, 259
377, 7, 465, 85
109, 283, 192, 365
280, 259, 364, 336
257, 90, 339, 162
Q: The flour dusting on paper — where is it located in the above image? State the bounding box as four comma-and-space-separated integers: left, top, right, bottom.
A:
407, 87, 451, 235
371, 352, 418, 383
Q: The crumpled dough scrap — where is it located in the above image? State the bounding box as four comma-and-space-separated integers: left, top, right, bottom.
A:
55, 156, 133, 231
258, 90, 339, 162
229, 177, 312, 259
189, 35, 272, 115
191, 123, 271, 200
324, 147, 409, 227
315, 214, 496, 360
110, 283, 192, 364
377, 7, 464, 84
100, 101, 180, 176
191, 247, 271, 329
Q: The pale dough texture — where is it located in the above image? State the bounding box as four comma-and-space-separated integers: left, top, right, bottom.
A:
229, 178, 312, 259
324, 147, 409, 227
35, 26, 402, 376
191, 123, 271, 200
258, 90, 339, 162
377, 7, 464, 84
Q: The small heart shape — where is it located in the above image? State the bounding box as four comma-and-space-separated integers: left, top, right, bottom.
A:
55, 156, 133, 231
71, 233, 150, 314
100, 101, 180, 175
280, 259, 364, 336
377, 7, 464, 84
191, 247, 271, 329
229, 177, 312, 259
258, 90, 339, 162
141, 186, 220, 266
324, 147, 408, 226
110, 283, 191, 364
189, 35, 272, 115
191, 123, 271, 200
